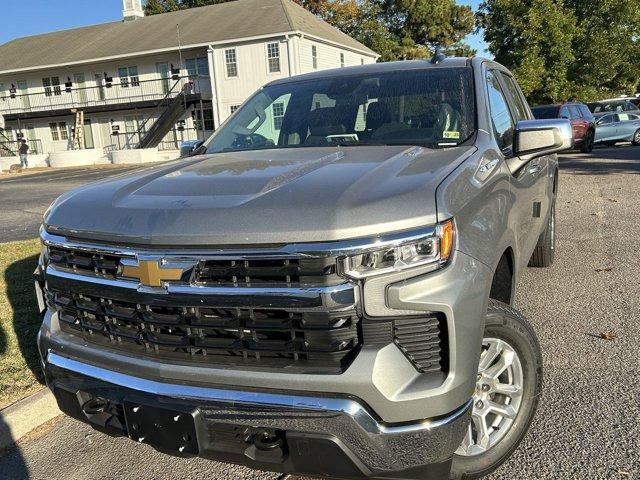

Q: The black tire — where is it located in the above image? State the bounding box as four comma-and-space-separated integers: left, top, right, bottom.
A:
632, 129, 640, 146
528, 200, 556, 267
603, 141, 617, 147
579, 129, 594, 153
449, 300, 543, 480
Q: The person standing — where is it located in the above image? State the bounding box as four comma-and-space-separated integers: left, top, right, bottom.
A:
19, 139, 29, 168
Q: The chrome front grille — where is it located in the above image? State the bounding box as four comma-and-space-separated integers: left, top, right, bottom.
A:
48, 246, 342, 287
42, 232, 361, 374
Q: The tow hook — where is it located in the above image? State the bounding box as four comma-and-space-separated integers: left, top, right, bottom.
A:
81, 397, 110, 415
244, 430, 286, 463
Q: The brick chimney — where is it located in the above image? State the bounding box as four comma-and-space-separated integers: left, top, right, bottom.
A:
123, 0, 144, 21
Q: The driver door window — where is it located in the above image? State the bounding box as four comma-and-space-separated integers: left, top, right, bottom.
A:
486, 70, 515, 155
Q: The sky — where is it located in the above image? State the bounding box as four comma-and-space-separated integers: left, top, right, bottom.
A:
0, 0, 489, 54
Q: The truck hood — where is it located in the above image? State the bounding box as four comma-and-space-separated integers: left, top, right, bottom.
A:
45, 146, 475, 246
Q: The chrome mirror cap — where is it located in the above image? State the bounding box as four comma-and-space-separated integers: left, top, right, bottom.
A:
513, 119, 573, 161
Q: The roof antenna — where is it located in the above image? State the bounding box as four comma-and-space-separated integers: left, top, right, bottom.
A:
431, 46, 446, 64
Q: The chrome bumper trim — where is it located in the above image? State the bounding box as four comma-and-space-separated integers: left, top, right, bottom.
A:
41, 227, 437, 259
46, 351, 470, 436
45, 266, 357, 309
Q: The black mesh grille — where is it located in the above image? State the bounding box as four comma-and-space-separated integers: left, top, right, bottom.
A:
393, 315, 448, 374
49, 247, 121, 279
48, 247, 341, 287
194, 257, 341, 286
48, 289, 360, 373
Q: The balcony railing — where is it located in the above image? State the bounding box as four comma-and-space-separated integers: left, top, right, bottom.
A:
0, 139, 44, 157
103, 127, 203, 154
0, 75, 209, 116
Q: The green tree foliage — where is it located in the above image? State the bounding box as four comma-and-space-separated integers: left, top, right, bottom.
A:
478, 0, 640, 103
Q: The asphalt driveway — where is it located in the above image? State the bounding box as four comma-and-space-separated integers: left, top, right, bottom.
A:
0, 165, 152, 242
1, 145, 639, 479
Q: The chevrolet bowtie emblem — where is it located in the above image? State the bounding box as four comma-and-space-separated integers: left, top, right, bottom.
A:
121, 259, 185, 287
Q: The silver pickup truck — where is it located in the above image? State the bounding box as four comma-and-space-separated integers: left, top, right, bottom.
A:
35, 57, 572, 479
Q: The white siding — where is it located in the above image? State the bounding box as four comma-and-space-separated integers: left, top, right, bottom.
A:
214, 38, 292, 123
298, 38, 375, 74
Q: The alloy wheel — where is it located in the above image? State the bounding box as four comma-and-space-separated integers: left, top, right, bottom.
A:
456, 338, 524, 457
634, 130, 640, 144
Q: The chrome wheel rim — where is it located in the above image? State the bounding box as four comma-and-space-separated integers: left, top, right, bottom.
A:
456, 338, 524, 457
635, 130, 640, 143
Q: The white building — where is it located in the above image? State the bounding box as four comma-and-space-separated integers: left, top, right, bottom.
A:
0, 0, 377, 167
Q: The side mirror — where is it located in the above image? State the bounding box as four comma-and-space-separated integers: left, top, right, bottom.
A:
179, 140, 204, 158
512, 119, 573, 165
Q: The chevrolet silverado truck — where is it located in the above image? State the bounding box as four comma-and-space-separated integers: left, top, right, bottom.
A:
35, 57, 572, 479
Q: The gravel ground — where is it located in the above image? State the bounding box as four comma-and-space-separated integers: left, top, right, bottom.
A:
1, 145, 638, 479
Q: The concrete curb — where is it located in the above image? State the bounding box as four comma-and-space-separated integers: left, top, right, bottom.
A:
0, 388, 61, 450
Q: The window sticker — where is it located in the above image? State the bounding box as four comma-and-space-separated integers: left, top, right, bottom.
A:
443, 130, 461, 139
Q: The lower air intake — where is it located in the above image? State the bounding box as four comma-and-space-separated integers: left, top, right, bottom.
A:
393, 315, 448, 374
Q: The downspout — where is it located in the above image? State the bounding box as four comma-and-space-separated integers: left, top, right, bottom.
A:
207, 45, 223, 129
286, 35, 296, 77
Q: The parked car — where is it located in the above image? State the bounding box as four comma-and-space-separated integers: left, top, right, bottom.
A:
594, 111, 640, 146
532, 102, 595, 152
35, 57, 572, 480
587, 99, 640, 114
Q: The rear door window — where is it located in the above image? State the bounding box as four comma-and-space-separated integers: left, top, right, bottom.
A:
560, 106, 570, 119
499, 73, 530, 121
568, 105, 582, 120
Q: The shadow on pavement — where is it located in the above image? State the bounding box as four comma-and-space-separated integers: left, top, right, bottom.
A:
0, 257, 31, 480
560, 145, 640, 175
5, 254, 44, 385
0, 443, 30, 479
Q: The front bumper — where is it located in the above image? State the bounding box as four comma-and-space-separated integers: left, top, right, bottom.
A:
43, 350, 470, 479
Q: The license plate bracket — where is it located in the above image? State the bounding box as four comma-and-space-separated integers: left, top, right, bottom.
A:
123, 400, 200, 455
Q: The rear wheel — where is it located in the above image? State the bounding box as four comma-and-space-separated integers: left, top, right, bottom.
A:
632, 129, 640, 146
579, 129, 594, 153
450, 300, 542, 480
528, 199, 556, 268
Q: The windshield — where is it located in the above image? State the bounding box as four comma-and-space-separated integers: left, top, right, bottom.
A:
204, 67, 476, 154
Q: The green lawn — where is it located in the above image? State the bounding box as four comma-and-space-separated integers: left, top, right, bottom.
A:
0, 239, 44, 409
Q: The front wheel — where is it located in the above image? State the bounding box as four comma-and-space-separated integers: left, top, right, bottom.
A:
632, 129, 640, 146
450, 300, 543, 480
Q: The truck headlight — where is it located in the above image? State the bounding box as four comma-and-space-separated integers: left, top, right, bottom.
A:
339, 219, 454, 279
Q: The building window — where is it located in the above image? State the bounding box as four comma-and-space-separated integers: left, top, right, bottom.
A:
43, 77, 61, 96
361, 58, 365, 65
273, 102, 285, 130
186, 57, 209, 77
229, 105, 241, 115
224, 49, 238, 77
267, 42, 281, 73
49, 122, 68, 141
118, 66, 139, 88
192, 108, 214, 131
340, 53, 345, 68
312, 45, 318, 69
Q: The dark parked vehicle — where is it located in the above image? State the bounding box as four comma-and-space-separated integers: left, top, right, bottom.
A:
36, 58, 572, 480
594, 112, 640, 146
532, 102, 595, 153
